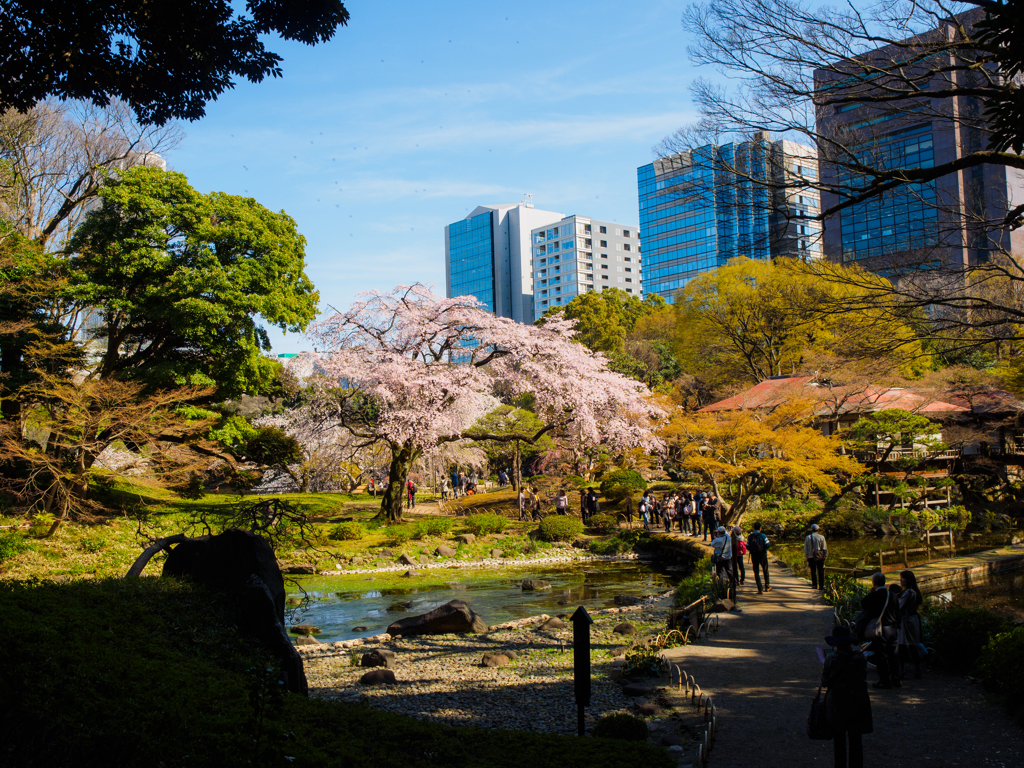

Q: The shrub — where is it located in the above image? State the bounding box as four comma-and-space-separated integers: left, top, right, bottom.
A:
329, 522, 365, 541
464, 514, 509, 536
415, 517, 454, 538
924, 604, 1010, 673
0, 531, 33, 564
538, 515, 584, 542
592, 713, 649, 741
977, 626, 1024, 696
562, 475, 589, 489
383, 525, 416, 546
599, 470, 646, 502
674, 556, 727, 608
588, 514, 619, 534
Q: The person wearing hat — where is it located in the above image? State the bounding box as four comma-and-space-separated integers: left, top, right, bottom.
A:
821, 625, 872, 768
804, 524, 828, 590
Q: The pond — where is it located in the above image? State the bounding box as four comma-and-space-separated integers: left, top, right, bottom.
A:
285, 559, 684, 644
771, 532, 1013, 578
943, 569, 1024, 622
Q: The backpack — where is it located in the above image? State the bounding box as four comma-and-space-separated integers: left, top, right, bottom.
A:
748, 531, 768, 554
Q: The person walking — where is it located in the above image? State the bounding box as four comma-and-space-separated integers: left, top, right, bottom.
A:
747, 522, 772, 593
640, 492, 651, 531
624, 495, 634, 527
897, 569, 924, 680
555, 489, 569, 515
586, 488, 599, 523
804, 524, 828, 590
711, 526, 736, 602
580, 488, 588, 522
821, 625, 872, 768
530, 486, 543, 521
859, 572, 901, 689
732, 525, 746, 585
518, 487, 527, 521
406, 480, 417, 509
701, 495, 717, 542
440, 476, 450, 501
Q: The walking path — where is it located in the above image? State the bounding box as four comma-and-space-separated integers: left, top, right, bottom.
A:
662, 557, 1024, 768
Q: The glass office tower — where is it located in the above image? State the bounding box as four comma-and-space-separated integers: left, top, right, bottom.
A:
638, 141, 772, 302
446, 211, 495, 312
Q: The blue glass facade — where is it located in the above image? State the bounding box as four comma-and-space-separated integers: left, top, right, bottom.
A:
838, 124, 938, 262
638, 142, 771, 301
447, 212, 495, 311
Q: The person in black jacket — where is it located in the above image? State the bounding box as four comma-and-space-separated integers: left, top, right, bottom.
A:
859, 572, 901, 689
822, 625, 872, 768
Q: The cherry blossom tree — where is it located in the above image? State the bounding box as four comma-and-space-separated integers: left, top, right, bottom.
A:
307, 285, 664, 522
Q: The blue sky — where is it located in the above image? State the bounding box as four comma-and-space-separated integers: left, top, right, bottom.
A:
166, 0, 700, 352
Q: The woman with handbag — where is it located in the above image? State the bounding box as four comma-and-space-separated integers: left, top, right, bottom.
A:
821, 625, 872, 768
897, 569, 924, 680
859, 572, 901, 688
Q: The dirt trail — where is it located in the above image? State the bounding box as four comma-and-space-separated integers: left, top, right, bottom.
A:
662, 557, 1024, 768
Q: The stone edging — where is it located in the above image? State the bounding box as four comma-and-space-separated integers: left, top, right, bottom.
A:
317, 552, 642, 576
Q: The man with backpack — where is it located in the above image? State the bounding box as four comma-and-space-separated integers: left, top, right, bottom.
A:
747, 522, 772, 593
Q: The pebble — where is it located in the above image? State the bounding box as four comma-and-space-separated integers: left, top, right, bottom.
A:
302, 603, 679, 736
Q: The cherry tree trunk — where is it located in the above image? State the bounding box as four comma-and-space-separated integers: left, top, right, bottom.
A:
380, 441, 418, 523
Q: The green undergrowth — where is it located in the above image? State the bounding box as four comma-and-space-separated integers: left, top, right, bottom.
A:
0, 578, 675, 768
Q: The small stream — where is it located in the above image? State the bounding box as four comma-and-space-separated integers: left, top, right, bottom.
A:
286, 560, 684, 644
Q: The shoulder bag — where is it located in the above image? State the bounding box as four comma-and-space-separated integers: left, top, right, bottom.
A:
807, 685, 832, 740
863, 590, 890, 641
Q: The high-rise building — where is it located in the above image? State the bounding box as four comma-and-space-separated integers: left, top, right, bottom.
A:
637, 135, 820, 302
444, 201, 564, 323
531, 216, 641, 320
814, 14, 1024, 269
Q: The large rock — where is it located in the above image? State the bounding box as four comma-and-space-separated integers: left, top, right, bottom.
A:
359, 669, 396, 685
614, 595, 641, 606
386, 599, 487, 636
490, 548, 503, 559
613, 622, 636, 635
418, 554, 429, 564
711, 598, 735, 613
403, 570, 423, 578
454, 533, 476, 545
538, 616, 565, 630
361, 649, 396, 669
295, 635, 320, 646
163, 529, 308, 695
398, 553, 416, 566
289, 624, 320, 636
521, 579, 552, 591
480, 652, 510, 668
622, 682, 655, 697
435, 545, 457, 557
283, 564, 316, 575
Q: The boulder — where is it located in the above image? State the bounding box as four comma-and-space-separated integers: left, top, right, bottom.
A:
398, 553, 416, 566
435, 545, 457, 557
622, 682, 655, 697
521, 579, 552, 591
283, 564, 316, 575
502, 649, 519, 661
613, 622, 636, 635
614, 595, 641, 606
609, 646, 630, 658
285, 597, 303, 606
359, 669, 396, 686
379, 548, 394, 557
635, 702, 662, 717
481, 652, 510, 668
490, 549, 503, 558
163, 529, 307, 695
418, 555, 429, 564
387, 602, 412, 612
571, 539, 589, 549
361, 649, 396, 669
711, 598, 735, 613
403, 570, 423, 578
876, 522, 898, 537
295, 635, 320, 646
289, 624, 321, 636
454, 533, 476, 545
538, 616, 565, 630
386, 599, 487, 636
351, 625, 369, 632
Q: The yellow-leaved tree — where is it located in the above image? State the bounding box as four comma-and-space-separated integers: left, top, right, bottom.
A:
663, 401, 864, 525
672, 257, 926, 388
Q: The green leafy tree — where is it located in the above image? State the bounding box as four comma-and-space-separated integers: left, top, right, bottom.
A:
67, 165, 319, 397
540, 288, 668, 358
467, 405, 552, 490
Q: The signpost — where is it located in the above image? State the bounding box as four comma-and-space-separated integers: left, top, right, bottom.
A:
571, 606, 593, 736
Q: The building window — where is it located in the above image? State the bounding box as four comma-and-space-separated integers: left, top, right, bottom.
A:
625, 267, 632, 272
624, 256, 631, 262
600, 253, 608, 259
599, 225, 607, 234
625, 288, 633, 294
602, 274, 609, 280
623, 229, 631, 237
625, 277, 633, 282
624, 244, 631, 251
600, 240, 607, 247
601, 264, 609, 270
585, 224, 592, 234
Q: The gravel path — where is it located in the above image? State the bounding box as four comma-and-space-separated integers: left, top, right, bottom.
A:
662, 558, 1024, 767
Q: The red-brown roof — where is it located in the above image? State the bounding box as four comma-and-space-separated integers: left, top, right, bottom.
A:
700, 376, 972, 415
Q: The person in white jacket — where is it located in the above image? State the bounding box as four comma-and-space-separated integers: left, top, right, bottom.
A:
804, 524, 828, 589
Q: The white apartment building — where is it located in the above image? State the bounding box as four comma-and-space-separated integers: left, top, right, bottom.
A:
531, 215, 641, 321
